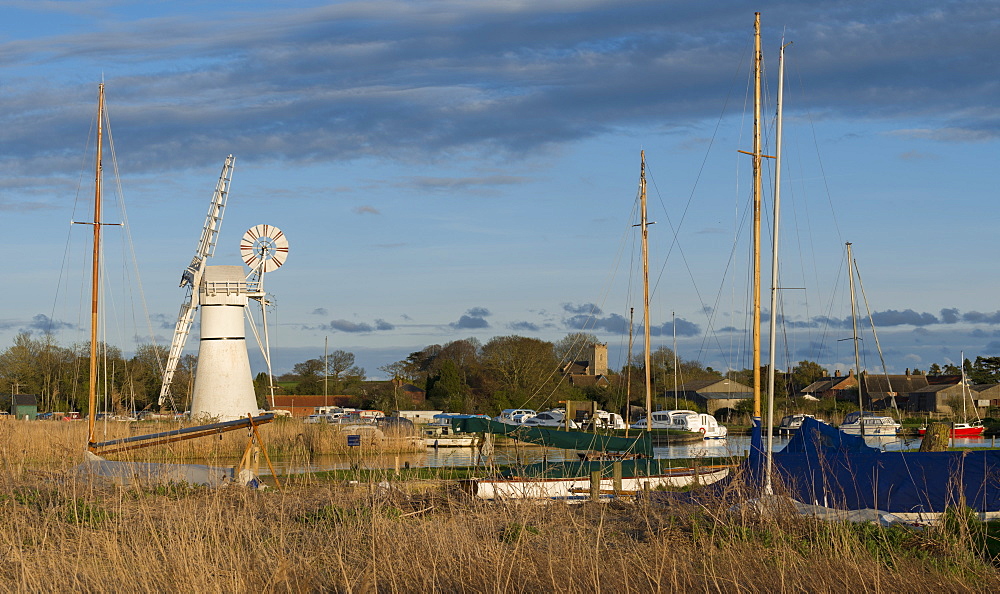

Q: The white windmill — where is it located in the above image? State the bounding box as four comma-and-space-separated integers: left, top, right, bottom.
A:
188, 224, 288, 420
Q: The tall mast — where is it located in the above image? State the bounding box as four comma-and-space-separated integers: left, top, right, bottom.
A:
751, 12, 763, 420
766, 39, 788, 492
641, 151, 652, 431
961, 350, 968, 422
847, 241, 864, 434
672, 311, 678, 409
626, 307, 634, 436
324, 335, 329, 408
88, 83, 105, 451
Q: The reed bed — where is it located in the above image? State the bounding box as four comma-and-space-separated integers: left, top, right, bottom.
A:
0, 417, 422, 470
1, 420, 999, 592
0, 469, 997, 592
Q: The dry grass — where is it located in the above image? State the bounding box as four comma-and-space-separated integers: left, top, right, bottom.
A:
0, 417, 421, 470
0, 419, 998, 592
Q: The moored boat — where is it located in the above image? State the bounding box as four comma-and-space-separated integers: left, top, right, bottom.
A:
778, 414, 825, 435
917, 421, 985, 438
838, 411, 900, 436
629, 409, 727, 439
463, 463, 731, 500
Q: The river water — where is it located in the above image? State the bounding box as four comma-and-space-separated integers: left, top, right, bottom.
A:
264, 434, 997, 475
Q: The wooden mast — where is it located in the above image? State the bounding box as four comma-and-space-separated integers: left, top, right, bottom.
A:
641, 151, 652, 431
751, 13, 763, 420
88, 83, 105, 451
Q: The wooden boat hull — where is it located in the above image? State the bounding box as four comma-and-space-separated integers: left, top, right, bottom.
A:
423, 436, 477, 447
463, 466, 730, 500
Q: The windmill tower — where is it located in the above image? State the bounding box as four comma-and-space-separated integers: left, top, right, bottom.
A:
189, 225, 288, 420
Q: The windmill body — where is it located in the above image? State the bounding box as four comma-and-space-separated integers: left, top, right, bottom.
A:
189, 265, 259, 420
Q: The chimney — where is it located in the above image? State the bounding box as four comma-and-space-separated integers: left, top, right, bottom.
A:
834, 370, 841, 377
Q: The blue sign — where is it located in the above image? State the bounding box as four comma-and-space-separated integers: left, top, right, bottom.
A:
347, 434, 361, 447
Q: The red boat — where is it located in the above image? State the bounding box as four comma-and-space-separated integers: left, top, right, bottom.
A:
918, 421, 985, 438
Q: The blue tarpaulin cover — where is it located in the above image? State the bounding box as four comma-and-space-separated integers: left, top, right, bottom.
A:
770, 417, 1000, 514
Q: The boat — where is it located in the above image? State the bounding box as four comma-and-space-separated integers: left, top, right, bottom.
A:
422, 413, 488, 447
523, 409, 579, 429
777, 414, 824, 435
661, 15, 1000, 525
629, 409, 727, 439
827, 242, 904, 439
447, 153, 734, 498
580, 410, 627, 430
629, 410, 675, 429
838, 411, 900, 436
672, 411, 728, 439
765, 416, 1000, 523
73, 84, 277, 488
464, 464, 731, 500
917, 420, 985, 438
494, 408, 537, 425
918, 353, 985, 438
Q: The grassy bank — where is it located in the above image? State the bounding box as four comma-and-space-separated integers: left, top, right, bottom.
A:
0, 467, 997, 591
1, 420, 999, 590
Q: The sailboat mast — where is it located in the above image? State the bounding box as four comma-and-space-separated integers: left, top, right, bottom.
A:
641, 151, 653, 431
751, 12, 763, 420
88, 83, 105, 451
766, 39, 788, 487
673, 311, 678, 409
626, 307, 634, 436
847, 242, 864, 431
961, 350, 968, 421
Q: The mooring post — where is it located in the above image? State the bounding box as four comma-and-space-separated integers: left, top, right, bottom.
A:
590, 470, 601, 502
394, 455, 400, 476
613, 461, 623, 493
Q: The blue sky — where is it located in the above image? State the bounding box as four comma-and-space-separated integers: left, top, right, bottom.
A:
1, 1, 998, 379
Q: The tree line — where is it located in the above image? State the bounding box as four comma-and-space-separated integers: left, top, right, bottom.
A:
7, 326, 1000, 416
0, 332, 191, 415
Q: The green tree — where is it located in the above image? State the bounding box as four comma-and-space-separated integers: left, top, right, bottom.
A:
553, 332, 600, 364
942, 363, 962, 376
480, 335, 561, 412
791, 360, 827, 391
968, 356, 1000, 385
124, 343, 167, 411
426, 359, 468, 412
290, 358, 325, 395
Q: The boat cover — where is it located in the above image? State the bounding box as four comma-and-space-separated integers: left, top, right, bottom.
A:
768, 417, 1000, 515
451, 417, 653, 456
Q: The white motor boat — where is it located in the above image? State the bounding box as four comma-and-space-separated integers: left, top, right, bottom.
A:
778, 414, 825, 434
494, 409, 537, 425
523, 410, 579, 429
630, 409, 727, 439
839, 411, 900, 436
581, 410, 627, 430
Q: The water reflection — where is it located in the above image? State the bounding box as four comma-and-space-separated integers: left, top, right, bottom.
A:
262, 434, 993, 475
